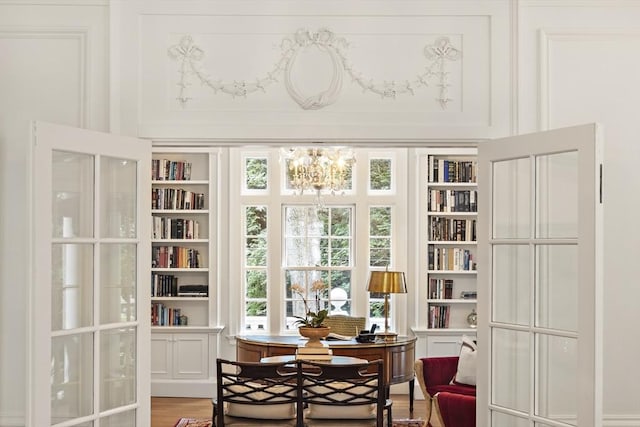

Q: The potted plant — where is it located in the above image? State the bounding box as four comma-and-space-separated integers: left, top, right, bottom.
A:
291, 281, 330, 342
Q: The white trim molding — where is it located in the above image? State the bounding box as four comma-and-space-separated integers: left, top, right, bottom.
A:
168, 28, 461, 110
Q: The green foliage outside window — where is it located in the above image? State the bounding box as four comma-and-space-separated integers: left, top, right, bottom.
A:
370, 158, 391, 190
245, 158, 268, 190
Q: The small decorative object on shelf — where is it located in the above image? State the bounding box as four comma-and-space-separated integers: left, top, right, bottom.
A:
467, 309, 477, 329
179, 315, 188, 326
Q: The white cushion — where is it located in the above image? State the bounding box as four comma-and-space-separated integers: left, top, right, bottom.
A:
305, 380, 376, 419
451, 335, 477, 386
225, 383, 296, 419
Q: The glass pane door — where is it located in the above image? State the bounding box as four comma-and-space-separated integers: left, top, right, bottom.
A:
31, 122, 151, 426
477, 124, 603, 427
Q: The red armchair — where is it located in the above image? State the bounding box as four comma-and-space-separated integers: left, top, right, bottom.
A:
414, 357, 476, 427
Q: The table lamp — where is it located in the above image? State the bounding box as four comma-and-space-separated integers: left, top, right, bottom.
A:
367, 269, 407, 341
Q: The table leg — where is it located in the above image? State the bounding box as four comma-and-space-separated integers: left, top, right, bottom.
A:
409, 378, 415, 414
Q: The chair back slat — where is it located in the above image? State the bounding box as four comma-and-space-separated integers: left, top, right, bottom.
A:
300, 359, 385, 426
215, 359, 302, 426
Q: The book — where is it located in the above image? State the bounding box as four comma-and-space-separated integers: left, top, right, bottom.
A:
296, 346, 331, 355
295, 353, 333, 361
325, 332, 355, 341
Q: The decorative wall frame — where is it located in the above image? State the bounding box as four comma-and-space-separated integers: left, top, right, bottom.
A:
168, 28, 461, 110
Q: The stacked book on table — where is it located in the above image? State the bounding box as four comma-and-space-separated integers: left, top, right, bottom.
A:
295, 344, 333, 361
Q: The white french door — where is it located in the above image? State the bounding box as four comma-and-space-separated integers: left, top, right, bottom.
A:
30, 122, 151, 426
477, 124, 603, 426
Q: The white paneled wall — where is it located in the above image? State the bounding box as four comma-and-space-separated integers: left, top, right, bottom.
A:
519, 3, 640, 424
0, 2, 109, 425
2, 0, 640, 425
114, 0, 512, 140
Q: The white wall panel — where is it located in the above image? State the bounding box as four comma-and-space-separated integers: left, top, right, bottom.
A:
0, 2, 109, 424
519, 2, 640, 424
115, 1, 512, 141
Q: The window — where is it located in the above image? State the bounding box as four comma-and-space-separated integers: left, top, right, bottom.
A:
283, 206, 353, 328
234, 148, 407, 334
243, 205, 268, 331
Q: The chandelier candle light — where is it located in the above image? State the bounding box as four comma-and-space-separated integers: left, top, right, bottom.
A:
281, 146, 355, 207
367, 269, 407, 342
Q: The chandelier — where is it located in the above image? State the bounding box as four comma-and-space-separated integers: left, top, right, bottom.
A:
281, 146, 355, 206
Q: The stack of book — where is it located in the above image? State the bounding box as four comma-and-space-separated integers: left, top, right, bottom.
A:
295, 344, 333, 361
178, 284, 208, 297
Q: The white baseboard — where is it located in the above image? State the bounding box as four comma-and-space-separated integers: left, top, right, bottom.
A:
0, 413, 25, 426
151, 378, 215, 398
603, 414, 640, 426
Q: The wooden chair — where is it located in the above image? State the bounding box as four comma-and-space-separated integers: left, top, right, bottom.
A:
300, 359, 392, 426
213, 358, 302, 427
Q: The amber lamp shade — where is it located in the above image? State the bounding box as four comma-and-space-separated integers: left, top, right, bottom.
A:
367, 270, 407, 340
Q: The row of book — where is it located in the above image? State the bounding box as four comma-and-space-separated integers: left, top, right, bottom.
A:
428, 304, 451, 328
428, 189, 477, 212
427, 156, 477, 183
152, 246, 202, 269
152, 188, 205, 210
151, 304, 182, 326
428, 247, 475, 271
152, 217, 201, 240
152, 273, 209, 297
152, 159, 193, 181
429, 217, 477, 242
428, 278, 454, 299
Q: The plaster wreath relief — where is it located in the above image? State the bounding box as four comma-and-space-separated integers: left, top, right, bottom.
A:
168, 28, 461, 110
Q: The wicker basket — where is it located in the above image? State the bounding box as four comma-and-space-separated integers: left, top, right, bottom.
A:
322, 315, 366, 336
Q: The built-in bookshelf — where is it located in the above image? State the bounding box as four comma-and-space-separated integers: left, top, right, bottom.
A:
414, 148, 478, 356
426, 150, 478, 330
150, 148, 218, 397
151, 151, 215, 327
151, 152, 215, 328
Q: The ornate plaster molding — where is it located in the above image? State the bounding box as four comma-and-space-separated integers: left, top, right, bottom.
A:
168, 28, 461, 110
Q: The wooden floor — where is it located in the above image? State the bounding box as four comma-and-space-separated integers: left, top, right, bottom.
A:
151, 394, 427, 427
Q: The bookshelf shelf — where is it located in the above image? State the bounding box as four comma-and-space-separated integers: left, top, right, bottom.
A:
426, 299, 476, 304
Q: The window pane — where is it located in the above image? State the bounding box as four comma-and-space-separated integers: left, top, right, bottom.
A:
245, 206, 267, 236
492, 328, 529, 412
101, 328, 136, 411
370, 206, 392, 267
491, 412, 529, 427
370, 158, 392, 190
101, 410, 135, 426
536, 335, 577, 425
245, 237, 267, 266
493, 157, 530, 239
536, 151, 578, 239
51, 333, 94, 422
52, 243, 94, 331
283, 148, 354, 193
536, 245, 578, 332
52, 150, 94, 239
245, 157, 268, 191
101, 156, 137, 238
284, 206, 352, 267
245, 251, 267, 330
493, 244, 530, 326
101, 243, 136, 324
284, 270, 330, 328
